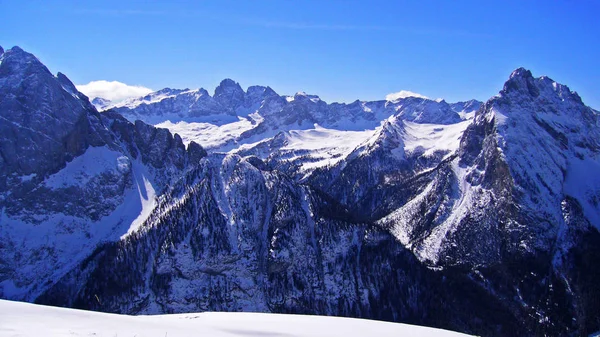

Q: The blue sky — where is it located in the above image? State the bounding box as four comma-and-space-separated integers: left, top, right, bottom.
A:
1, 0, 599, 108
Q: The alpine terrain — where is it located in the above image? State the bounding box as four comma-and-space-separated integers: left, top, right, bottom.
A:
1, 45, 599, 336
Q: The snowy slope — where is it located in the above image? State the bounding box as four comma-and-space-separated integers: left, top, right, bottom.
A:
236, 124, 375, 176
0, 146, 154, 300
156, 117, 257, 150
0, 300, 471, 337
402, 119, 471, 157
278, 126, 374, 172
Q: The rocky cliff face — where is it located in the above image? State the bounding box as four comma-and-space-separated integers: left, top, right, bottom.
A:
36, 154, 524, 335
1, 46, 599, 336
298, 67, 600, 334
0, 47, 108, 190
0, 46, 206, 302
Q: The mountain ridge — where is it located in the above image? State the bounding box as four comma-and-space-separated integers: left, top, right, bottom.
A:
100, 77, 480, 153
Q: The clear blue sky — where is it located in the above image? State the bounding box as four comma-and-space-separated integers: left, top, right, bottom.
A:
1, 0, 599, 108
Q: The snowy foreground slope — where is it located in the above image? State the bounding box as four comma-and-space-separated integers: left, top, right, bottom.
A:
0, 300, 470, 337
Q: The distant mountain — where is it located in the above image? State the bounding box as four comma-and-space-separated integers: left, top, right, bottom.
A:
101, 79, 480, 151
1, 46, 599, 337
91, 97, 113, 110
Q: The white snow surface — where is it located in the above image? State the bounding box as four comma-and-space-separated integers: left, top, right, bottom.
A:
156, 117, 256, 150
123, 160, 157, 238
402, 120, 471, 157
231, 124, 376, 179
44, 146, 124, 188
282, 124, 372, 152
0, 300, 471, 337
283, 127, 375, 172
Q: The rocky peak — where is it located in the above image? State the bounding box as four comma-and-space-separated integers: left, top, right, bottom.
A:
509, 67, 534, 80
538, 76, 583, 105
246, 85, 278, 99
0, 45, 4, 57
293, 91, 320, 101
187, 141, 208, 164
378, 116, 406, 145
0, 46, 53, 80
243, 85, 279, 111
501, 67, 540, 97
216, 78, 241, 90
214, 78, 245, 108
450, 99, 482, 114
495, 68, 591, 123
456, 67, 600, 267
154, 87, 188, 97
263, 86, 278, 97
390, 96, 462, 124
3, 46, 35, 62
91, 97, 113, 111
56, 72, 79, 96
0, 47, 90, 119
0, 46, 110, 183
197, 88, 210, 96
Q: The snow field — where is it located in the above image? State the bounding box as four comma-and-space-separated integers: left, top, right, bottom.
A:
0, 300, 471, 337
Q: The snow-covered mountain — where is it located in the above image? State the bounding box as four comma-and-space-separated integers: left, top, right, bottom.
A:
99, 79, 480, 152
1, 45, 600, 337
90, 97, 113, 111
0, 46, 206, 302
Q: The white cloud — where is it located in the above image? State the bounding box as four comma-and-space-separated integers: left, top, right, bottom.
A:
385, 90, 429, 101
76, 80, 153, 103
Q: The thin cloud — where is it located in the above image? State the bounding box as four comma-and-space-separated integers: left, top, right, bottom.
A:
71, 8, 166, 16
240, 19, 490, 37
66, 8, 490, 37
76, 80, 152, 103
244, 20, 392, 31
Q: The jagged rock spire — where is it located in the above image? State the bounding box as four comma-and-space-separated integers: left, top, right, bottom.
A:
214, 78, 245, 108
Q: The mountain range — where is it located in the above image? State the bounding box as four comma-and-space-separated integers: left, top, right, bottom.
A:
1, 45, 599, 336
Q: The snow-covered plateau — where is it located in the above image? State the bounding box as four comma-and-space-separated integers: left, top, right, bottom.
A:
0, 299, 470, 337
